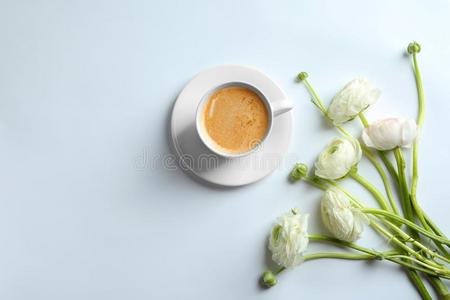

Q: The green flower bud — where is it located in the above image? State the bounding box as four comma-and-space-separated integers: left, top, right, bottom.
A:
289, 163, 308, 182
407, 41, 421, 54
297, 72, 309, 81
262, 271, 277, 287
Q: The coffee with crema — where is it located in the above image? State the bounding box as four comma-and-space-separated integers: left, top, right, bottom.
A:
202, 86, 269, 154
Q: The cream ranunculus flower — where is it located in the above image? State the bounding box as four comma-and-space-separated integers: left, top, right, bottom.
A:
268, 208, 309, 268
328, 78, 381, 125
362, 117, 418, 151
321, 189, 368, 242
314, 136, 362, 180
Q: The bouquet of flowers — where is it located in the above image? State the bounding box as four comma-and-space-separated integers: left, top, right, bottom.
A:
260, 42, 450, 300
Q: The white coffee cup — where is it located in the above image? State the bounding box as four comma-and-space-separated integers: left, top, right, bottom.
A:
195, 82, 293, 158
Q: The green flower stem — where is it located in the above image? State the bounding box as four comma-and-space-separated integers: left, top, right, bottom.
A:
410, 47, 425, 202
409, 198, 450, 260
307, 235, 447, 278
304, 252, 377, 261
377, 214, 450, 268
358, 112, 370, 128
368, 220, 443, 268
275, 250, 407, 276
401, 44, 424, 224
409, 270, 433, 300
393, 148, 414, 220
422, 212, 450, 259
426, 219, 450, 263
384, 220, 450, 265
368, 207, 449, 268
349, 172, 390, 211
435, 243, 450, 262
303, 177, 327, 191
410, 195, 430, 231
419, 208, 450, 261
426, 275, 450, 300
361, 208, 450, 246
424, 213, 448, 239
302, 79, 327, 115
410, 46, 425, 127
406, 47, 450, 262
360, 146, 400, 214
362, 208, 448, 267
304, 253, 450, 278
388, 257, 450, 280
393, 147, 450, 270
273, 252, 379, 278
378, 151, 400, 183
308, 234, 388, 258
389, 255, 448, 275
274, 249, 442, 276
407, 199, 449, 265
390, 150, 446, 266
261, 250, 443, 290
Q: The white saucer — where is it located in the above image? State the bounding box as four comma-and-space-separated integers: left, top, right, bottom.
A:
170, 65, 292, 187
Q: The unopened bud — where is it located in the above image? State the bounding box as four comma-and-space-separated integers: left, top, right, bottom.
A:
289, 163, 308, 182
262, 271, 277, 287
297, 72, 309, 81
407, 41, 421, 54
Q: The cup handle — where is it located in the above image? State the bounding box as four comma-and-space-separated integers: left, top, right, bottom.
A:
271, 99, 294, 117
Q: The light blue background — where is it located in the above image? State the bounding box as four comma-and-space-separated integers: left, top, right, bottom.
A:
1, 0, 449, 299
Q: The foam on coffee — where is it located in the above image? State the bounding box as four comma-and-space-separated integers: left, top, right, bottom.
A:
202, 86, 269, 154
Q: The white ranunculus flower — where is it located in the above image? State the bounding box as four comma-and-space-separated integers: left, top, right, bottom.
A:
328, 78, 381, 125
362, 117, 418, 151
314, 136, 362, 180
321, 189, 368, 242
268, 208, 309, 268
